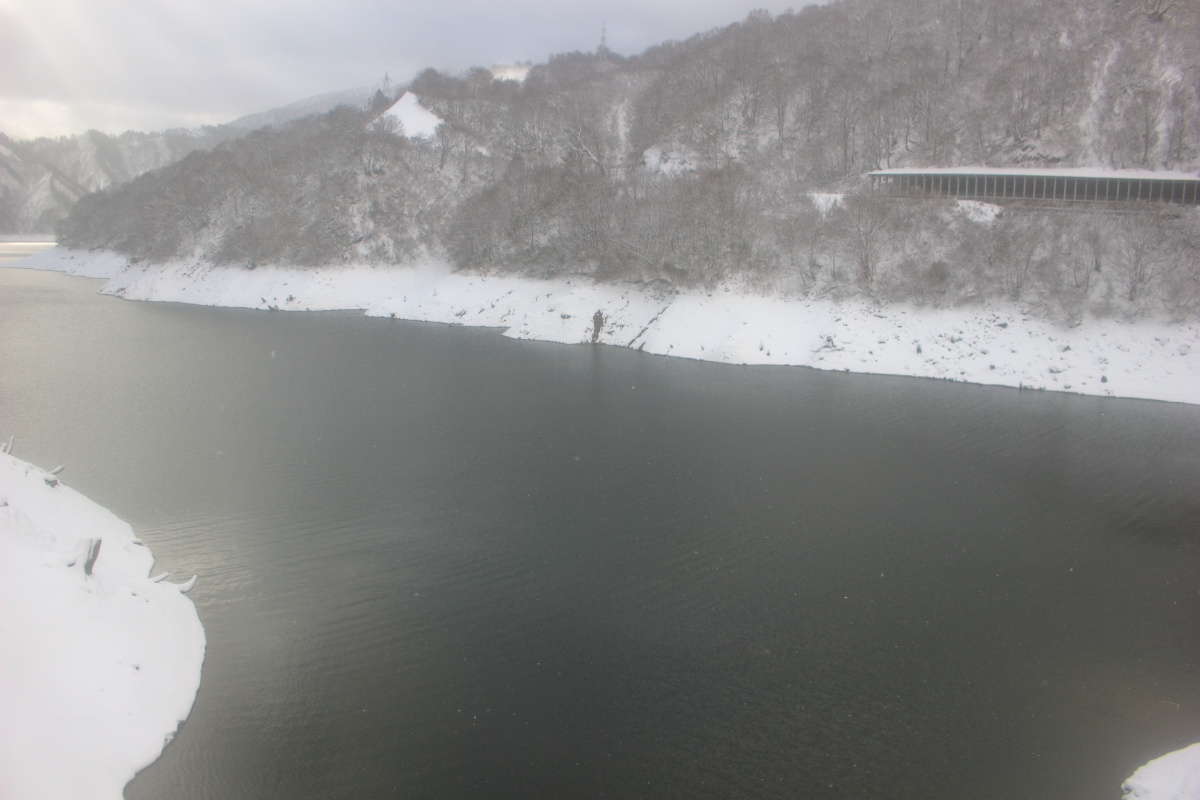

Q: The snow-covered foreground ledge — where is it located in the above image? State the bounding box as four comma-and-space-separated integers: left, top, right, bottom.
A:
17, 247, 1200, 406
0, 447, 204, 799
1123, 743, 1200, 800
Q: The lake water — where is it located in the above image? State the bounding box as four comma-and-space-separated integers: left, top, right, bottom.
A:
2, 266, 1198, 799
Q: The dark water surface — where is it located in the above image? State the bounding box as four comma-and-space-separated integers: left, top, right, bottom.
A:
2, 267, 1198, 800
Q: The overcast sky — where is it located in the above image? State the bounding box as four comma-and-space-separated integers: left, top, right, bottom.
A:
1, 0, 810, 140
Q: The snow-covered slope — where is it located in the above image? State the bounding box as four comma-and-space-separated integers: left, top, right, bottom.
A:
0, 136, 85, 232
0, 447, 205, 800
382, 92, 443, 139
2, 127, 238, 233
16, 247, 1200, 406
1123, 743, 1200, 800
1, 82, 377, 233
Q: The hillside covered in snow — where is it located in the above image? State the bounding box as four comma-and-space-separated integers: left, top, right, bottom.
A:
0, 84, 391, 234
55, 0, 1200, 320
0, 128, 237, 233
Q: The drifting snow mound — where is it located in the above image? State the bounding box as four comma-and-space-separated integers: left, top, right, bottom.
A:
383, 92, 443, 140
956, 199, 1002, 223
1123, 743, 1200, 800
0, 449, 205, 800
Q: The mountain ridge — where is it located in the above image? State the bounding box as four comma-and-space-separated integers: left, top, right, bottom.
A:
0, 83, 398, 233
52, 0, 1200, 319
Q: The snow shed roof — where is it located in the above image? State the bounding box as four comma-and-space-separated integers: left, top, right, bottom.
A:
869, 166, 1199, 181
869, 166, 1200, 205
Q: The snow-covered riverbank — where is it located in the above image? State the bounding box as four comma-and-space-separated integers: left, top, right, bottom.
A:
0, 446, 205, 800
15, 247, 1200, 405
1123, 743, 1200, 800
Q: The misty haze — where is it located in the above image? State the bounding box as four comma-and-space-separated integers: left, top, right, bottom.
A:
1, 1, 1199, 799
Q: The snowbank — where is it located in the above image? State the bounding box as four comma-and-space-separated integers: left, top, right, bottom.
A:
1123, 743, 1200, 800
17, 245, 126, 278
0, 447, 205, 800
382, 92, 443, 140
12, 247, 1200, 406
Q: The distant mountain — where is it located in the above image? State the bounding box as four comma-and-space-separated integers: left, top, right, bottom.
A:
224, 86, 380, 132
0, 133, 88, 232
0, 83, 393, 233
0, 127, 241, 233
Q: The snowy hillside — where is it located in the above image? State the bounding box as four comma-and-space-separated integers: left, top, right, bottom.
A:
54, 0, 1200, 322
0, 127, 240, 233
0, 134, 86, 232
0, 81, 390, 233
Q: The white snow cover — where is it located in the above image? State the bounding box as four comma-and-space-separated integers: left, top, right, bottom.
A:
382, 92, 443, 140
489, 64, 531, 83
870, 166, 1200, 181
11, 248, 1200, 406
1123, 743, 1200, 800
956, 200, 1003, 223
16, 246, 126, 278
0, 449, 205, 800
642, 146, 696, 176
808, 192, 844, 214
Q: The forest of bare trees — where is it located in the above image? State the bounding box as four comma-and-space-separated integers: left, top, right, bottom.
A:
56, 0, 1200, 319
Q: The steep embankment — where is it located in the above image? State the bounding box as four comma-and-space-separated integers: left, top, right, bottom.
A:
0, 445, 205, 800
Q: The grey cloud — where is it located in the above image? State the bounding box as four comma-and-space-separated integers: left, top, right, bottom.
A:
3, 0, 809, 137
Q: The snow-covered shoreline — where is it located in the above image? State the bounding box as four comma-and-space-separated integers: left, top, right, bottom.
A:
1123, 743, 1200, 800
0, 446, 205, 800
14, 247, 1200, 406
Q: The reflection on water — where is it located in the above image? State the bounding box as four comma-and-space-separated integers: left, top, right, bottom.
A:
2, 267, 1199, 800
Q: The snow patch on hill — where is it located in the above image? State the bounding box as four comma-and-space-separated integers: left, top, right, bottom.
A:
809, 192, 845, 214
383, 92, 443, 140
